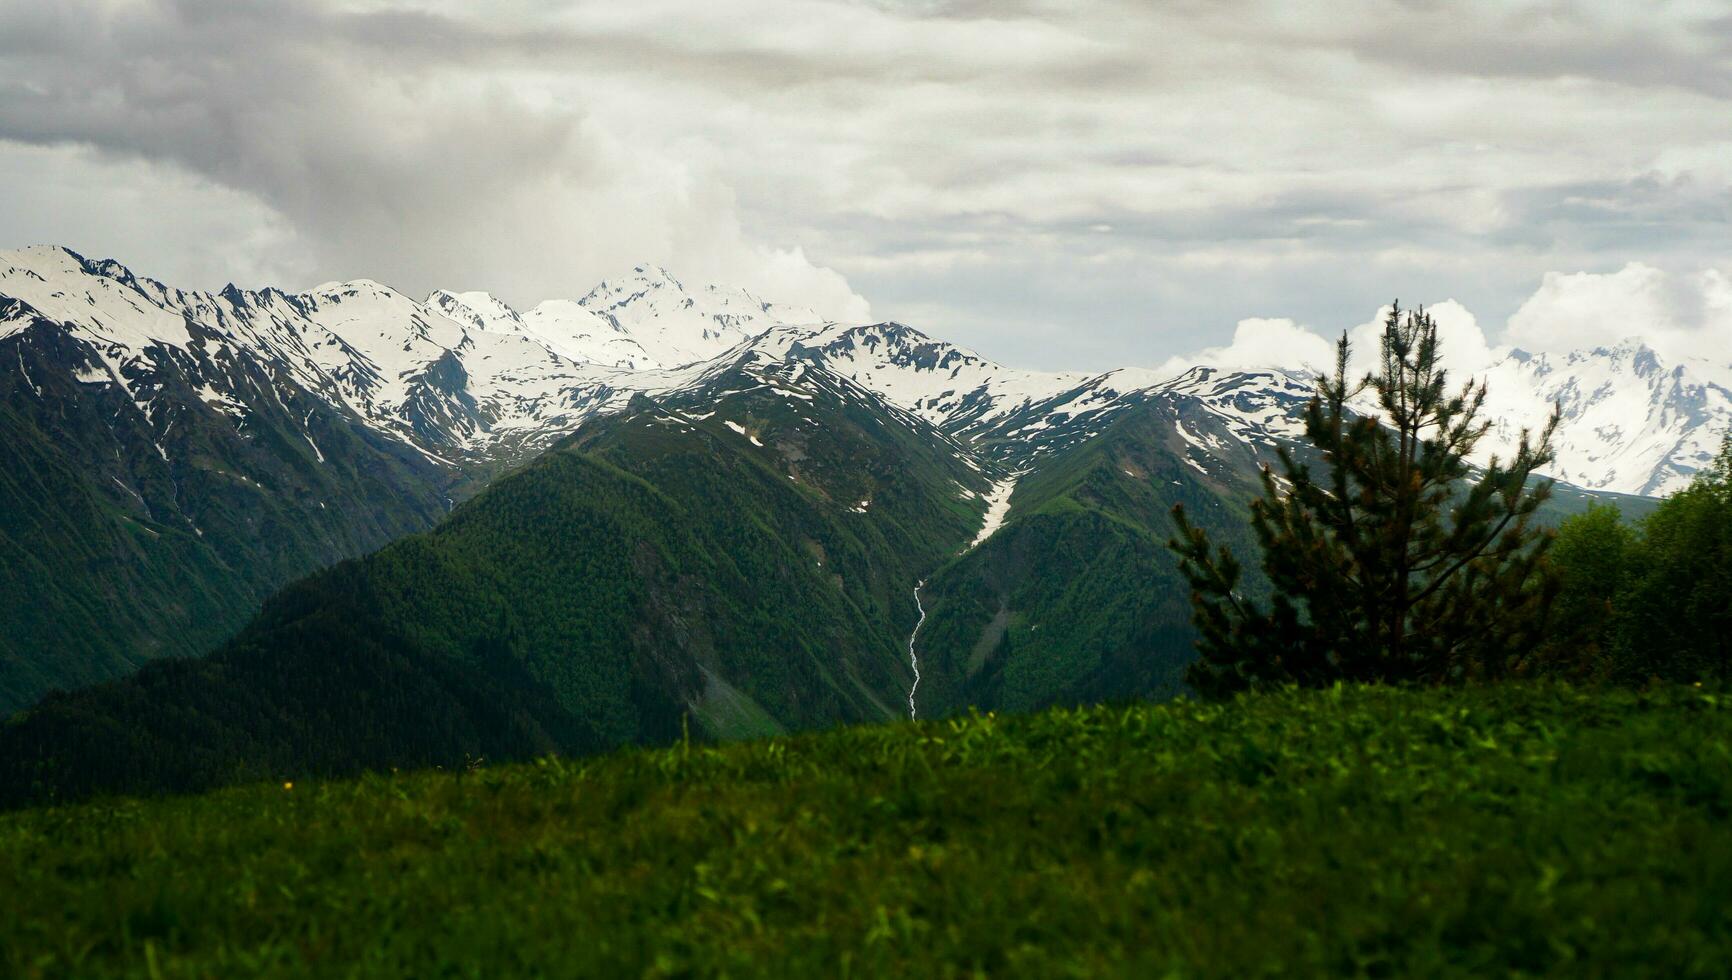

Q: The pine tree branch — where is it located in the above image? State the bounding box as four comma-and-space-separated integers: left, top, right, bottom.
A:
1406, 507, 1522, 609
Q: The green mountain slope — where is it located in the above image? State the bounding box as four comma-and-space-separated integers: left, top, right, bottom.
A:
0, 343, 1668, 807
0, 361, 991, 806
912, 389, 1660, 719
913, 394, 1268, 716
0, 320, 452, 714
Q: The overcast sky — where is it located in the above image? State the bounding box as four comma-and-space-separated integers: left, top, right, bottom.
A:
2, 0, 1730, 370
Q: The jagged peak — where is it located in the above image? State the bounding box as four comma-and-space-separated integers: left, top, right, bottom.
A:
428, 288, 515, 311
303, 277, 402, 298
426, 289, 524, 331
1583, 336, 1660, 360
816, 321, 950, 348
0, 245, 134, 287
580, 264, 688, 310
630, 263, 682, 285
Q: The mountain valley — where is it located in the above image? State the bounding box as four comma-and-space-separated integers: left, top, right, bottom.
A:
0, 245, 1703, 803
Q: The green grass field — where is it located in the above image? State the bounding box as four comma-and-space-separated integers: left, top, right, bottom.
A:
3, 684, 1728, 977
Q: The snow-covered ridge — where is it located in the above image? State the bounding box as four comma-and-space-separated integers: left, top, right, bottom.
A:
0, 247, 801, 464
1478, 340, 1732, 496
2, 244, 1723, 496
575, 265, 824, 369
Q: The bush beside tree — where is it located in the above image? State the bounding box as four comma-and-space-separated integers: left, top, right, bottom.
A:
1546, 435, 1732, 684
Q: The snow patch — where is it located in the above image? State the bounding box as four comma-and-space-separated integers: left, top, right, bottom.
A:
967, 475, 1019, 551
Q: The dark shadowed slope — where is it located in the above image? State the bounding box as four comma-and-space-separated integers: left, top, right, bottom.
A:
0, 309, 452, 715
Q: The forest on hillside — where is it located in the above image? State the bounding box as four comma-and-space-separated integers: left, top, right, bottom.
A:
1, 310, 1727, 814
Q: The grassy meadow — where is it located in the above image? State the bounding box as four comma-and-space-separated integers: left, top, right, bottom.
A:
3, 683, 1728, 977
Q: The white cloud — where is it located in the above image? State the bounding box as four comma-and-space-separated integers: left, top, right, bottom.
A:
1155, 297, 1505, 382
0, 0, 872, 320
726, 245, 871, 322
1153, 317, 1337, 379
1344, 299, 1503, 378
1157, 268, 1732, 386
1506, 263, 1732, 370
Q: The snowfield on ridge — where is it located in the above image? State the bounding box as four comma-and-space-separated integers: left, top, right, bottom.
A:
3, 243, 1726, 496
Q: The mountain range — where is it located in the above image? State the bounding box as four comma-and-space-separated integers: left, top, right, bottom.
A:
6, 244, 1722, 490
0, 244, 1712, 803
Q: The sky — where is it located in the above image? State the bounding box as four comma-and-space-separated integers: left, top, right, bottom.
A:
1, 0, 1730, 372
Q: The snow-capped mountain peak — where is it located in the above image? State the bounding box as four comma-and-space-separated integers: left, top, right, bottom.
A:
2, 244, 1725, 496
518, 299, 654, 370
765, 320, 1089, 434
578, 264, 685, 309
0, 246, 194, 349
1478, 339, 1732, 495
574, 264, 822, 368
427, 290, 526, 335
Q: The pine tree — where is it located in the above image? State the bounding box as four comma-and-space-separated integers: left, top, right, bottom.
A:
1169, 302, 1561, 696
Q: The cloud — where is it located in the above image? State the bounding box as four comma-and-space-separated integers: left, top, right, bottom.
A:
0, 0, 870, 319
1156, 266, 1732, 386
1507, 263, 1732, 368
1153, 317, 1337, 379
1343, 299, 1503, 378
0, 141, 309, 290
1, 0, 1730, 365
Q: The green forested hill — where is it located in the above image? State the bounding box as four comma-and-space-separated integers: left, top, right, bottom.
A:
2, 684, 1726, 977
0, 322, 452, 715
914, 395, 1267, 715
0, 351, 1666, 808
0, 364, 992, 807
